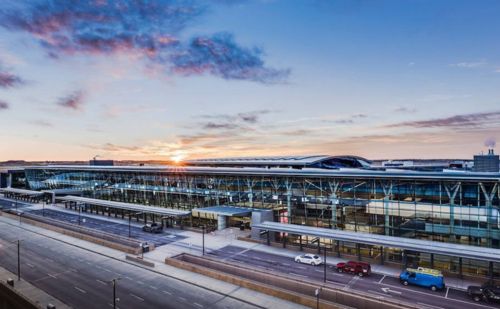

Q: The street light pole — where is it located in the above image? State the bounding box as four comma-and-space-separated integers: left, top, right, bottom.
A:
112, 278, 116, 309
202, 225, 205, 256
323, 246, 327, 283
315, 287, 322, 309
17, 240, 20, 281
128, 214, 131, 238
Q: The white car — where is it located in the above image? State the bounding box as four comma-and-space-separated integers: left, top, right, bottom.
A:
294, 254, 323, 266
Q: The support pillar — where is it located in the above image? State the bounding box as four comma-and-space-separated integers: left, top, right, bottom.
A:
459, 257, 463, 279
217, 215, 227, 230
337, 240, 341, 258
489, 261, 494, 281
402, 250, 408, 269
380, 247, 384, 265
299, 235, 303, 251
266, 231, 270, 246
430, 253, 434, 269
357, 244, 361, 261
283, 234, 287, 248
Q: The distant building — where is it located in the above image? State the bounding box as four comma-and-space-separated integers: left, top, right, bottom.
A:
473, 149, 499, 172
89, 159, 114, 166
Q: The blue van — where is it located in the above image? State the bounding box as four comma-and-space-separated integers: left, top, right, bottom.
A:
399, 267, 445, 291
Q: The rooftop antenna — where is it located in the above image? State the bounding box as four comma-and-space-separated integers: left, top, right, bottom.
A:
92, 155, 101, 161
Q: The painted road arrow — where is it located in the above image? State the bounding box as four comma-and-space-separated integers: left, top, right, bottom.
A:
381, 287, 403, 295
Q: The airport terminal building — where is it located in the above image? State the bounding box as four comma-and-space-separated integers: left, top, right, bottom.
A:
2, 155, 500, 279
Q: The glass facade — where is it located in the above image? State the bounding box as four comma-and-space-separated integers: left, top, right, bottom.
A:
24, 166, 500, 278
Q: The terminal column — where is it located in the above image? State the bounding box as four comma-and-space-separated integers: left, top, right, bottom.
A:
217, 215, 227, 230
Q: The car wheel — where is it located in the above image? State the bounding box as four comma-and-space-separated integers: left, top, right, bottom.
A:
402, 280, 409, 286
473, 296, 481, 302
358, 272, 364, 277
338, 268, 343, 273
312, 262, 317, 266
430, 285, 437, 291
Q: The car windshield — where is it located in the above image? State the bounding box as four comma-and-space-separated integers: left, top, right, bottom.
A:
312, 255, 319, 259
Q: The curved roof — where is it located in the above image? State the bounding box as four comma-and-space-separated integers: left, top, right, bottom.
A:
185, 155, 372, 169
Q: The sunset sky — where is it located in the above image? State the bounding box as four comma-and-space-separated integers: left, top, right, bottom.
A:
1, 0, 499, 162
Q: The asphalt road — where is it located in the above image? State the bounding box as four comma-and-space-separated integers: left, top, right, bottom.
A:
0, 221, 264, 309
208, 246, 500, 309
27, 208, 185, 247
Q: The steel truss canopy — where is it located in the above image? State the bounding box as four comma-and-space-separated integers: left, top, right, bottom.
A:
0, 187, 45, 196
253, 222, 500, 263
192, 206, 255, 217
57, 196, 191, 217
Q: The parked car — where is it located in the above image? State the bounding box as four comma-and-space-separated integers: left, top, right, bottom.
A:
142, 222, 163, 233
336, 261, 371, 277
399, 267, 445, 291
294, 254, 323, 266
467, 283, 500, 302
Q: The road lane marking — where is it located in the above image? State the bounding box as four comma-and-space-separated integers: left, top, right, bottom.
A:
162, 290, 172, 295
149, 285, 158, 290
445, 287, 449, 299
137, 280, 144, 285
377, 282, 498, 309
130, 293, 144, 301
96, 279, 107, 285
288, 272, 308, 278
47, 274, 57, 279
193, 302, 204, 308
178, 296, 187, 301
417, 302, 445, 309
378, 275, 386, 284
74, 286, 87, 294
343, 276, 359, 290
368, 290, 393, 298
26, 263, 34, 268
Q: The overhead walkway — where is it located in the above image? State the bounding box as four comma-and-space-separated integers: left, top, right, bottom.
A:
57, 196, 190, 217
0, 188, 45, 196
193, 206, 256, 230
0, 187, 47, 202
253, 221, 500, 279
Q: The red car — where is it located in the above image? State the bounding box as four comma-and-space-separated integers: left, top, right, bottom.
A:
336, 261, 371, 277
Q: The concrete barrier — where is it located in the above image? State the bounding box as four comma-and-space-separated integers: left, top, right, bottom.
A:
2, 212, 142, 255
0, 281, 39, 309
166, 254, 416, 309
126, 255, 155, 268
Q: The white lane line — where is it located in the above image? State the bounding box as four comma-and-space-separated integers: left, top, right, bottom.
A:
417, 302, 445, 309
149, 285, 158, 290
178, 297, 187, 301
445, 287, 449, 299
368, 290, 393, 298
282, 263, 291, 266
288, 272, 308, 278
162, 290, 172, 295
130, 293, 144, 302
137, 280, 144, 285
47, 274, 57, 279
74, 286, 87, 294
326, 280, 345, 287
96, 279, 107, 285
26, 263, 34, 268
193, 302, 204, 308
108, 303, 120, 309
378, 275, 386, 284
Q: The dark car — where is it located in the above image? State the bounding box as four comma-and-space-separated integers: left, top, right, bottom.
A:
336, 261, 371, 277
142, 222, 163, 233
467, 283, 500, 302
